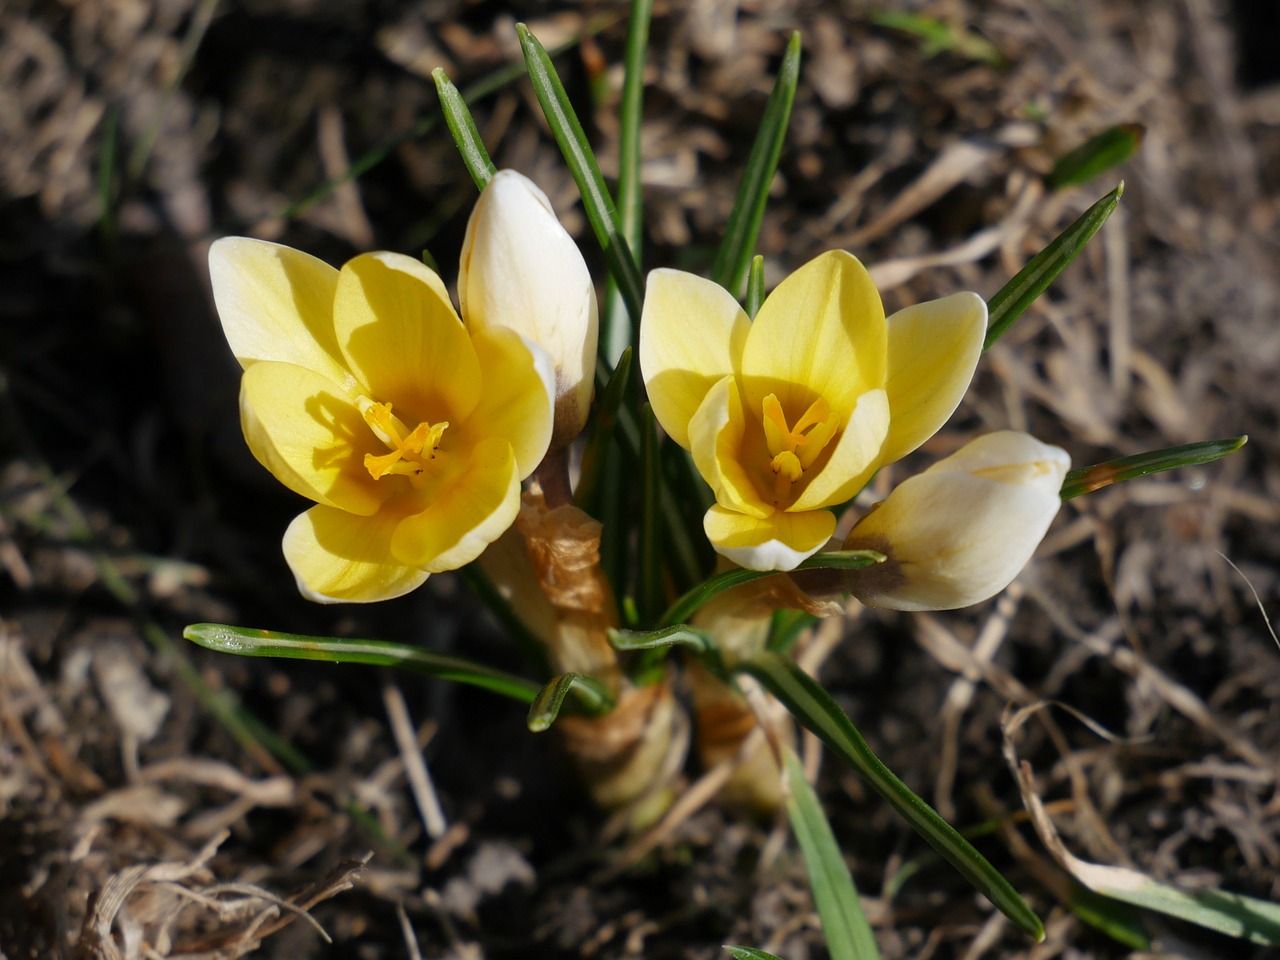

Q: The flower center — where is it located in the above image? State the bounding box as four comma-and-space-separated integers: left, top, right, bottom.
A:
358, 398, 448, 482
761, 393, 839, 502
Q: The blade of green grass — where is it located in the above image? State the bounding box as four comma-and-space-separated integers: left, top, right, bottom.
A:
745, 254, 766, 318
127, 0, 219, 181
527, 672, 616, 731
658, 550, 884, 629
517, 22, 644, 323
601, 0, 654, 363
783, 748, 882, 960
608, 625, 726, 679
1060, 436, 1247, 499
433, 68, 497, 189
576, 348, 633, 513
737, 651, 1045, 941
724, 948, 785, 960
277, 30, 599, 223
95, 105, 121, 250
184, 623, 540, 704
1046, 124, 1144, 192
766, 608, 818, 655
711, 32, 801, 298
983, 183, 1123, 353
636, 403, 664, 625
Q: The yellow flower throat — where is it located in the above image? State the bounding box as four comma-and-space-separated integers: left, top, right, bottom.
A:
762, 393, 839, 502
359, 400, 448, 481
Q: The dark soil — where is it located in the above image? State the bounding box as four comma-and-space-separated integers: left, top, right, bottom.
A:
2, 1, 1278, 958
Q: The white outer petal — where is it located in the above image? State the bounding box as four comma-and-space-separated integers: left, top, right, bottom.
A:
459, 170, 598, 442
844, 431, 1070, 611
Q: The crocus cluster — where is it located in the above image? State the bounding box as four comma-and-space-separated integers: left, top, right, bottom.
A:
209, 169, 1067, 614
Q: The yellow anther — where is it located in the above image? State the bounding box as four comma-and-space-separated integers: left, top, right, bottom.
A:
359, 398, 449, 481
761, 393, 841, 497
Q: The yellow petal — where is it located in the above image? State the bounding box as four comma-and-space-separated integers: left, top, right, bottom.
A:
283, 503, 429, 603
789, 388, 890, 511
464, 326, 555, 480
333, 252, 481, 424
209, 238, 353, 390
879, 292, 986, 464
240, 361, 386, 516
640, 269, 750, 449
390, 436, 521, 573
741, 250, 886, 418
688, 375, 771, 518
460, 170, 598, 444
843, 431, 1069, 611
703, 504, 836, 571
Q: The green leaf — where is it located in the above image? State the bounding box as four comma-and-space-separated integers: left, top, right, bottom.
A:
725, 948, 786, 960
1060, 436, 1247, 499
1067, 881, 1152, 950
608, 625, 727, 679
277, 30, 596, 223
636, 403, 664, 625
983, 184, 1123, 353
95, 105, 121, 250
872, 11, 1005, 66
576, 348, 633, 513
745, 254, 766, 319
517, 22, 645, 323
184, 623, 541, 704
711, 32, 801, 299
433, 68, 497, 190
736, 651, 1045, 942
784, 748, 882, 960
658, 550, 885, 629
601, 0, 653, 363
457, 563, 551, 678
766, 608, 818, 655
527, 672, 616, 732
1046, 124, 1144, 192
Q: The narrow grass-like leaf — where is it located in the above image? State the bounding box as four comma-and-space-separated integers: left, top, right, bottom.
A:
433, 68, 497, 190
766, 608, 818, 655
745, 254, 766, 319
517, 23, 644, 323
278, 30, 596, 222
871, 11, 1005, 66
527, 672, 616, 732
983, 184, 1123, 353
185, 623, 541, 704
1067, 882, 1152, 950
127, 0, 218, 181
784, 748, 882, 960
601, 0, 653, 362
577, 349, 633, 513
711, 32, 801, 298
457, 564, 551, 678
724, 948, 785, 960
737, 651, 1045, 941
1046, 124, 1144, 192
1060, 436, 1247, 499
637, 403, 664, 625
609, 625, 727, 679
658, 550, 885, 629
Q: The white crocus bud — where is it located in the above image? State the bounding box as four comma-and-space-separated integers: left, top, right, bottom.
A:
842, 431, 1070, 611
460, 170, 599, 449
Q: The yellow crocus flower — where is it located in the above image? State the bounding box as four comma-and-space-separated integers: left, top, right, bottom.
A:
640, 250, 985, 571
209, 239, 555, 603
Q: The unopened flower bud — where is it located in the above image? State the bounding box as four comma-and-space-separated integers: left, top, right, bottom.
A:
842, 431, 1070, 611
460, 170, 598, 449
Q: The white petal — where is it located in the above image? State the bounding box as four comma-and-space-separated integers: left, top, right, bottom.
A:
460, 170, 598, 445
843, 431, 1069, 610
